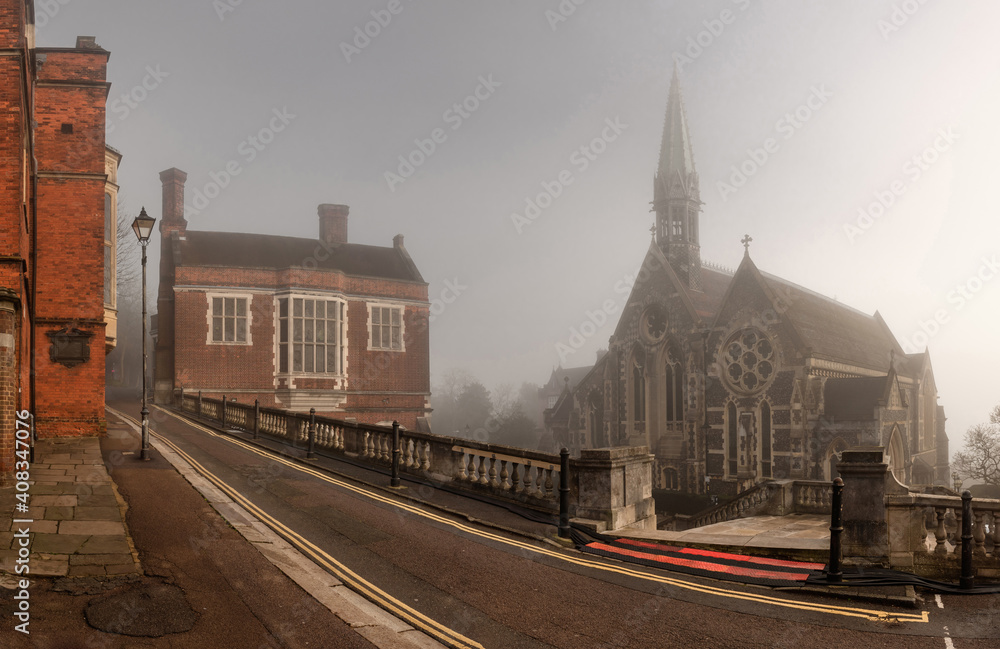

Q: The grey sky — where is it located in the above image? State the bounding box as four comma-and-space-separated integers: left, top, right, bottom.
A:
39, 1, 1000, 441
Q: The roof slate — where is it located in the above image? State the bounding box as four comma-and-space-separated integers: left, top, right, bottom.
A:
823, 375, 887, 421
173, 231, 424, 283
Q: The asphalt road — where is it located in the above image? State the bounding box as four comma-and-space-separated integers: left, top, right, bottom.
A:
110, 401, 1000, 649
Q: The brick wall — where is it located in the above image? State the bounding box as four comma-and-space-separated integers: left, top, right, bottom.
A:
169, 263, 431, 428
0, 4, 111, 479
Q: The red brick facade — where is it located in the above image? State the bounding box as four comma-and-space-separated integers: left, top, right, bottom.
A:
154, 170, 431, 429
0, 2, 111, 480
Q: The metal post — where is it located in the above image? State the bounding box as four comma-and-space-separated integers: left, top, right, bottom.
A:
961, 490, 975, 589
307, 408, 316, 459
221, 395, 227, 426
391, 420, 401, 487
140, 240, 150, 461
559, 448, 571, 539
197, 390, 202, 418
253, 399, 260, 440
827, 477, 844, 583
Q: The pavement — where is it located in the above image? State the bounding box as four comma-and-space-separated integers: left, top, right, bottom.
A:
1, 400, 919, 646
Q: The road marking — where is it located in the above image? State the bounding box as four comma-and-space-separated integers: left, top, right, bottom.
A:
943, 625, 955, 648
138, 406, 931, 625
935, 594, 944, 609
107, 407, 482, 649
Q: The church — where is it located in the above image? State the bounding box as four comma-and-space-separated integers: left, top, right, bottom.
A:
547, 68, 950, 497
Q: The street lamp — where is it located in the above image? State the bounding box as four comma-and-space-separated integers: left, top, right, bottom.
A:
132, 207, 156, 461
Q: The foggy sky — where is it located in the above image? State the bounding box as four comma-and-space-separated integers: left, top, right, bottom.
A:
38, 1, 1000, 442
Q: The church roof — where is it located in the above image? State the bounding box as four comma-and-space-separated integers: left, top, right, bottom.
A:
172, 230, 425, 283
542, 365, 594, 395
759, 272, 900, 372
823, 375, 886, 420
688, 266, 732, 319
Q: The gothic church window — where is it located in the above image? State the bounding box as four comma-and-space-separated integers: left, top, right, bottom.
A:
722, 328, 775, 395
632, 355, 646, 423
727, 402, 737, 476
761, 401, 772, 478
665, 359, 683, 422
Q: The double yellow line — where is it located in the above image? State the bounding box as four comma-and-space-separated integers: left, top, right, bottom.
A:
108, 406, 483, 649
113, 406, 930, 630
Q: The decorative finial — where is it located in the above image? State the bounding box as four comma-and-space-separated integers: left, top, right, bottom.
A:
650, 223, 656, 240
889, 348, 896, 369
741, 234, 753, 255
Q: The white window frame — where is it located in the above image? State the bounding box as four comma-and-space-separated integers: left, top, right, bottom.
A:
206, 292, 253, 345
367, 302, 405, 352
275, 293, 348, 376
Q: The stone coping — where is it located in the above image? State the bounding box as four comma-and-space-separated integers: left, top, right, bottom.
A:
611, 513, 831, 562
1, 437, 141, 579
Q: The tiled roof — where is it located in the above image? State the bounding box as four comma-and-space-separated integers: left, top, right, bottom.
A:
759, 272, 899, 373
688, 267, 732, 319
823, 375, 887, 421
173, 231, 424, 282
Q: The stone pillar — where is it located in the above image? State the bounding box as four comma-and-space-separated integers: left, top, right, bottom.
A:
571, 446, 656, 532
838, 447, 907, 565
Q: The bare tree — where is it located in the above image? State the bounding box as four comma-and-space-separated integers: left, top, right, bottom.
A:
116, 198, 141, 301
106, 199, 144, 389
953, 404, 1000, 486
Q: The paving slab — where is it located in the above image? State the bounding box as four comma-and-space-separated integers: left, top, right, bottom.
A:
78, 535, 131, 554
59, 520, 126, 536
30, 533, 91, 554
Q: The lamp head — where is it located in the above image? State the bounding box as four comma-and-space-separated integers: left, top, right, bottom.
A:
132, 207, 156, 243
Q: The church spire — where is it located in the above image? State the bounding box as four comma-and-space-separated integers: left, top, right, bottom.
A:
653, 64, 703, 290
656, 63, 697, 189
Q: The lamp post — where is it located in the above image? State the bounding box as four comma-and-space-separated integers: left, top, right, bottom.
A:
132, 207, 156, 461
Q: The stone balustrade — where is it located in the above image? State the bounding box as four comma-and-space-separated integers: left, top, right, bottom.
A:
174, 392, 657, 530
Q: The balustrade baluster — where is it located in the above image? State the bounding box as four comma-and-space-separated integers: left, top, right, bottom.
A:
499, 460, 510, 491
420, 442, 431, 471
535, 467, 546, 496
544, 468, 554, 497
456, 453, 468, 481
488, 457, 498, 488
511, 464, 523, 493
974, 510, 987, 557
467, 454, 477, 483
953, 509, 963, 556
478, 456, 490, 486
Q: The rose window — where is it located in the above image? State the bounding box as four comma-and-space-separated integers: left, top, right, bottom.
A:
722, 328, 775, 394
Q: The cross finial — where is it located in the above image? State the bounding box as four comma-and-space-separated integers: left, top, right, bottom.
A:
741, 234, 753, 255
650, 223, 657, 240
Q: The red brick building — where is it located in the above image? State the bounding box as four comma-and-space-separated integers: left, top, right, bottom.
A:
154, 169, 431, 429
0, 1, 115, 479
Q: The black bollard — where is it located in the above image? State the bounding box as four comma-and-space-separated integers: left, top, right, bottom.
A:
221, 395, 227, 426
960, 490, 974, 589
391, 421, 401, 487
558, 448, 571, 539
828, 477, 844, 583
307, 408, 316, 459
253, 399, 260, 440
197, 390, 203, 418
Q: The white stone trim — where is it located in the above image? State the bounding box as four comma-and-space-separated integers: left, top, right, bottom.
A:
366, 301, 406, 353
204, 291, 254, 346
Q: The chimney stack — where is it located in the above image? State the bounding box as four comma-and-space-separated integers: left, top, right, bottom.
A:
159, 168, 188, 238
319, 204, 349, 245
